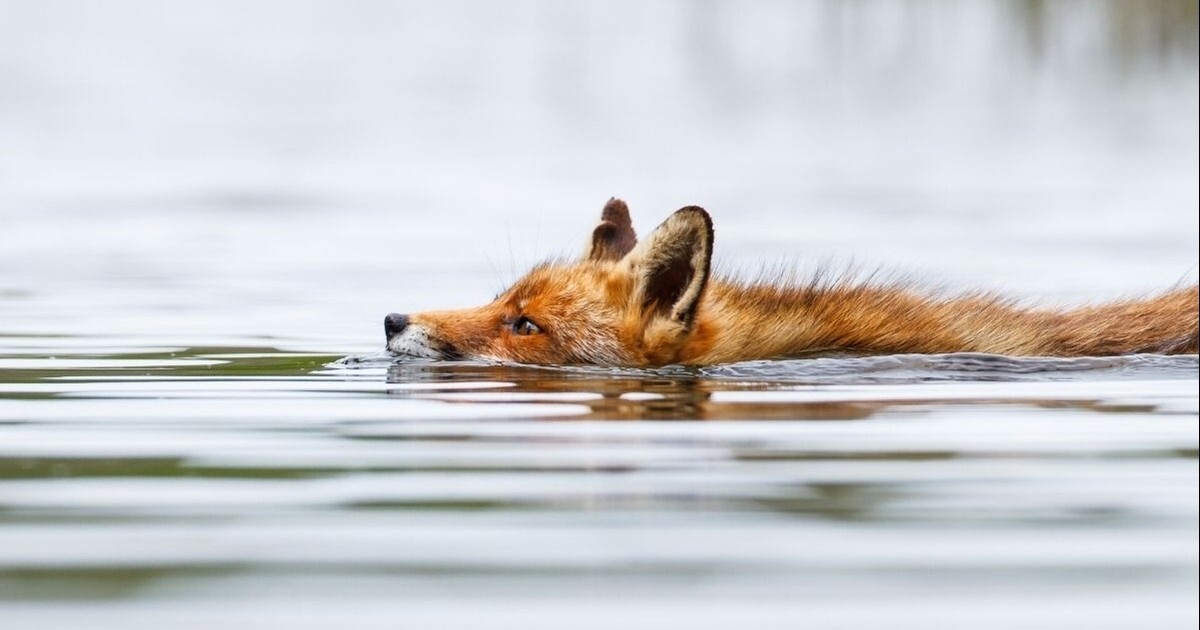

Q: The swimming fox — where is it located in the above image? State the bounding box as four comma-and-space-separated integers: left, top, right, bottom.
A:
384, 199, 1199, 366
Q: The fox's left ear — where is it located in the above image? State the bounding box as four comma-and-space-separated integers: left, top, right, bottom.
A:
585, 198, 638, 262
625, 206, 713, 328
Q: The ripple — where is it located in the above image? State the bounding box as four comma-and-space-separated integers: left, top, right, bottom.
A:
700, 353, 1200, 383
341, 352, 1199, 385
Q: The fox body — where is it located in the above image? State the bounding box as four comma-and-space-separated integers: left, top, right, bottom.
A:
385, 200, 1199, 366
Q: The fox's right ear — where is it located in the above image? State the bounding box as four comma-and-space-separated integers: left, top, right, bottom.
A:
584, 198, 638, 262
625, 206, 714, 329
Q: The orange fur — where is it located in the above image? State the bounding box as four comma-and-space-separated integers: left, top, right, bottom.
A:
386, 200, 1199, 366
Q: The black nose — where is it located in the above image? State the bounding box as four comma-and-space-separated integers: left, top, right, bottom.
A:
384, 313, 410, 339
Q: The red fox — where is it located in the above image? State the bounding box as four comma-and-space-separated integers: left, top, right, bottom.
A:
385, 199, 1199, 366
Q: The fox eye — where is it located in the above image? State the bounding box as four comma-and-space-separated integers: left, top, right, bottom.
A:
512, 316, 541, 336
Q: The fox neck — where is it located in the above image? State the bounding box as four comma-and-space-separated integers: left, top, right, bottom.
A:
679, 282, 991, 364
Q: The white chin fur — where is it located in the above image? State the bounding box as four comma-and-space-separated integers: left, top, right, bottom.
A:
386, 325, 444, 358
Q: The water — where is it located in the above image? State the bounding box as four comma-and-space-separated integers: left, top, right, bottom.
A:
0, 350, 1196, 628
1, 1, 1198, 628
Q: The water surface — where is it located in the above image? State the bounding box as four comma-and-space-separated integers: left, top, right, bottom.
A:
0, 342, 1196, 628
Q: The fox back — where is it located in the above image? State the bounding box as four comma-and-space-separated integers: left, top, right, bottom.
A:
384, 199, 1199, 366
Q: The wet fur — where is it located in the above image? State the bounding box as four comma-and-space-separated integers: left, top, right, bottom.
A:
387, 199, 1199, 366
689, 277, 1198, 364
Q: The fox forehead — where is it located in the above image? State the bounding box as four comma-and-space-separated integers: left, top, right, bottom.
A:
502, 261, 630, 315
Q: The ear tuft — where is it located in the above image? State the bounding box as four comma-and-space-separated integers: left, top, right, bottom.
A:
600, 197, 632, 230
630, 206, 713, 327
585, 198, 638, 261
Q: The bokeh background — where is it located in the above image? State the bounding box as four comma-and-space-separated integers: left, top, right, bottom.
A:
1, 0, 1197, 350
1, 4, 1198, 629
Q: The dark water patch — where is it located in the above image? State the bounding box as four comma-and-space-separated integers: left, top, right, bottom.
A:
1, 346, 342, 384
0, 457, 329, 481
0, 566, 247, 600
346, 500, 531, 512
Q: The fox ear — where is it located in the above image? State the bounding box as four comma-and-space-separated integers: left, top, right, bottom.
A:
626, 206, 713, 327
584, 198, 638, 262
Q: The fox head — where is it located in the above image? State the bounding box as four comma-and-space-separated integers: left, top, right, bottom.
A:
385, 199, 714, 366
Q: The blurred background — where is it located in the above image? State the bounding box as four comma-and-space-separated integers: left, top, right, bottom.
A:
1, 0, 1197, 350
1, 4, 1198, 628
